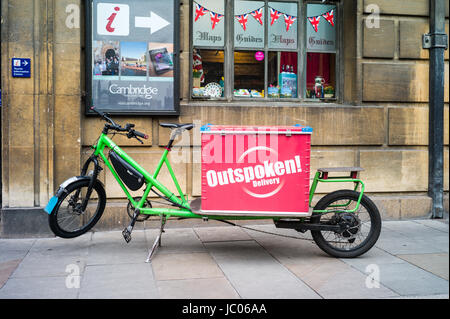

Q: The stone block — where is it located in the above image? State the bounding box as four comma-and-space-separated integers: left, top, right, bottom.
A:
363, 19, 395, 58
4, 0, 34, 43
363, 63, 430, 102
6, 94, 35, 207
400, 196, 431, 219
370, 196, 401, 220
54, 95, 81, 186
7, 42, 35, 95
309, 149, 357, 194
399, 20, 449, 60
360, 150, 428, 192
53, 43, 81, 96
363, 0, 429, 16
388, 107, 443, 146
182, 105, 386, 146
445, 149, 449, 191
54, 0, 82, 44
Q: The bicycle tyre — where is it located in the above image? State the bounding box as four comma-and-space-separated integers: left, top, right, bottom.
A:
48, 179, 106, 238
311, 190, 381, 258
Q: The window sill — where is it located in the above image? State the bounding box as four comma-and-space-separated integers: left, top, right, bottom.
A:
182, 98, 349, 108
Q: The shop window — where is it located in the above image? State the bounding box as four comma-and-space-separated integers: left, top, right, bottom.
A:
234, 51, 265, 97
305, 3, 337, 99
191, 0, 339, 101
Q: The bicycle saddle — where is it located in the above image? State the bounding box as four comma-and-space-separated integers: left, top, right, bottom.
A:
159, 123, 194, 131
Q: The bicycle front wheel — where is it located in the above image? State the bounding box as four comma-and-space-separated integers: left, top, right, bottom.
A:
48, 179, 106, 238
310, 190, 381, 258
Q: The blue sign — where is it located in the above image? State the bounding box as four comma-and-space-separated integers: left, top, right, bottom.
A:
12, 58, 31, 78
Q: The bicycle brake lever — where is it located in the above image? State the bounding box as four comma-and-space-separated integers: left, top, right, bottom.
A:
135, 136, 144, 144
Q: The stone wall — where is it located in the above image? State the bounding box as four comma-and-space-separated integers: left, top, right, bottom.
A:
1, 0, 449, 236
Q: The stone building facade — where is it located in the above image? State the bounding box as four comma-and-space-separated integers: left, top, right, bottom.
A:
1, 0, 449, 236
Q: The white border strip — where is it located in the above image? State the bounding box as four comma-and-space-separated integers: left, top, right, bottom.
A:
200, 209, 312, 217
201, 130, 312, 135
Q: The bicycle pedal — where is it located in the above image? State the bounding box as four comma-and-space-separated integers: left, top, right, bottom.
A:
122, 228, 132, 243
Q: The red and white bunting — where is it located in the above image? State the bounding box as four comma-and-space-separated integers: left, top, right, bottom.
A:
322, 9, 334, 27
194, 3, 208, 22
236, 14, 249, 31
250, 8, 263, 25
270, 8, 282, 26
283, 14, 296, 32
308, 16, 321, 33
210, 12, 224, 30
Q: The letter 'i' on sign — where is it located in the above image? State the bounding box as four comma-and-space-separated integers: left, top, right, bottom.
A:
97, 3, 130, 36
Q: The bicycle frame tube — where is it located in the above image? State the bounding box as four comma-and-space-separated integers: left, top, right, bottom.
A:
93, 134, 198, 218
309, 171, 365, 214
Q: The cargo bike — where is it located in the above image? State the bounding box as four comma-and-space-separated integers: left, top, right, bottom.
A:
45, 108, 381, 262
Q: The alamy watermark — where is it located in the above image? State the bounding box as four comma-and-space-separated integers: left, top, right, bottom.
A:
65, 263, 81, 289
365, 264, 381, 289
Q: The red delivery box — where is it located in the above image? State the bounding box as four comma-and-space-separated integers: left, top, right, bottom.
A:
200, 124, 312, 217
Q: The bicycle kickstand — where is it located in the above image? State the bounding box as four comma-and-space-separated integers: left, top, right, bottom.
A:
146, 215, 166, 263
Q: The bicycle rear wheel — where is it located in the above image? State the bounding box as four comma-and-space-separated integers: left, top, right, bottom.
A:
311, 190, 381, 258
48, 179, 106, 238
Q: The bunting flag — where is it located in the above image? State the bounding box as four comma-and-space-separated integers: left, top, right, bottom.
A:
210, 11, 224, 30
270, 8, 282, 26
250, 8, 263, 25
236, 14, 249, 31
308, 16, 321, 33
194, 3, 208, 22
322, 9, 334, 27
283, 14, 296, 32
192, 1, 335, 33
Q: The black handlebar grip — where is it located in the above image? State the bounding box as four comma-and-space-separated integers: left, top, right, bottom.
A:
134, 130, 149, 139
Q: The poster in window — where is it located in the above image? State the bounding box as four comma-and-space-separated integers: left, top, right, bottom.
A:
234, 1, 264, 49
268, 2, 298, 50
87, 0, 180, 115
193, 0, 225, 47
306, 4, 336, 53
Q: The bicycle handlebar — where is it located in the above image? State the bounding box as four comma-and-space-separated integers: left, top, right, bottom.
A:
90, 106, 148, 141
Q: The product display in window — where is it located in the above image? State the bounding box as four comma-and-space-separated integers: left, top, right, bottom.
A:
268, 52, 298, 98
234, 51, 264, 98
192, 49, 224, 98
306, 52, 335, 99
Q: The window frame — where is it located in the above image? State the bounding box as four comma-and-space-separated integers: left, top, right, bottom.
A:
189, 0, 342, 103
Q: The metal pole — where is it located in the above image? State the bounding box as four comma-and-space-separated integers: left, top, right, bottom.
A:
424, 0, 448, 218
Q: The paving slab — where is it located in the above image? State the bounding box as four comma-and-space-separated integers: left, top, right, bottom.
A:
413, 219, 449, 233
361, 261, 449, 296
375, 229, 448, 254
9, 253, 86, 278
245, 229, 398, 299
79, 263, 158, 299
157, 278, 241, 299
0, 276, 80, 299
29, 234, 92, 257
145, 228, 205, 254
0, 239, 36, 251
194, 226, 252, 242
284, 257, 398, 299
151, 252, 224, 281
87, 230, 149, 265
397, 253, 449, 280
0, 259, 21, 289
205, 241, 321, 299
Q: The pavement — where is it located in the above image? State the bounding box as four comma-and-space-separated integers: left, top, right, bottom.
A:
0, 218, 448, 299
